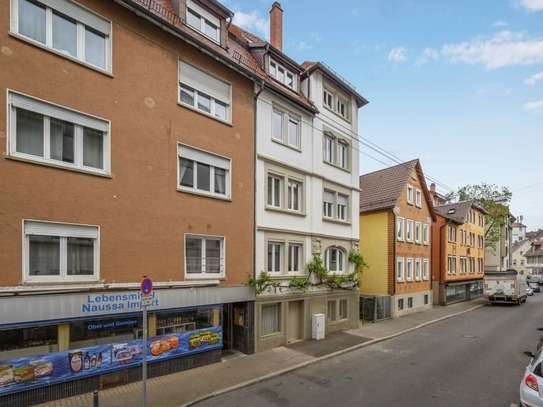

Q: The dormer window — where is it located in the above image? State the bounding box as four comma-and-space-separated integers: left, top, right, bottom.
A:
186, 0, 220, 43
269, 59, 297, 91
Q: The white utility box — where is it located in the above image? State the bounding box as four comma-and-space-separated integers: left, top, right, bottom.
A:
312, 313, 325, 340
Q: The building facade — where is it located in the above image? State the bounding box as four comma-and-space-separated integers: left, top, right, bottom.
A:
1, 0, 259, 401
359, 159, 435, 318
431, 201, 487, 305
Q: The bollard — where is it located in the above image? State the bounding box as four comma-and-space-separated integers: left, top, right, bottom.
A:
93, 389, 99, 407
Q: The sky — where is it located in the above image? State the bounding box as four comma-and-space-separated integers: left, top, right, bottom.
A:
224, 0, 543, 230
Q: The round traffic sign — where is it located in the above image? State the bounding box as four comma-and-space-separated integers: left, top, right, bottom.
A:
141, 277, 153, 295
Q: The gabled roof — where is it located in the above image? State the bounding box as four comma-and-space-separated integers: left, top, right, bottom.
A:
434, 200, 487, 224
526, 240, 543, 257
512, 238, 530, 253
359, 159, 436, 221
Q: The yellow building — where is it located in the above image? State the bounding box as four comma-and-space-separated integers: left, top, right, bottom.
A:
359, 159, 436, 318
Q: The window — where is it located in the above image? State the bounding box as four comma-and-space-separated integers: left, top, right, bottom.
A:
325, 247, 345, 273
447, 255, 456, 274
397, 257, 405, 281
397, 217, 405, 241
469, 257, 475, 273
24, 220, 99, 283
406, 258, 413, 281
323, 190, 349, 222
288, 243, 302, 273
408, 297, 413, 308
423, 224, 430, 245
266, 170, 304, 213
322, 85, 350, 120
185, 235, 224, 278
407, 185, 414, 204
178, 144, 230, 199
186, 0, 220, 43
415, 258, 421, 280
267, 242, 283, 273
337, 97, 347, 119
8, 91, 110, 175
323, 89, 333, 109
269, 59, 297, 91
459, 257, 467, 274
415, 222, 421, 243
448, 225, 457, 243
339, 299, 348, 319
424, 294, 429, 305
398, 298, 404, 310
11, 0, 111, 71
272, 107, 300, 148
323, 132, 350, 169
261, 303, 280, 336
423, 259, 429, 280
179, 60, 230, 122
327, 300, 337, 322
415, 189, 422, 207
406, 220, 414, 242
478, 258, 483, 273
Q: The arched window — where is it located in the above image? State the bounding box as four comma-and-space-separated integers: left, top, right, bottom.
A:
324, 247, 345, 273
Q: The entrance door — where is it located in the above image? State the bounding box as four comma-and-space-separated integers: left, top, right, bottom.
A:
287, 300, 303, 343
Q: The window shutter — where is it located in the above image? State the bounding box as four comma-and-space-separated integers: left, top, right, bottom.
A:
179, 60, 230, 104
323, 191, 334, 203
178, 144, 230, 170
40, 0, 111, 35
9, 92, 109, 132
25, 221, 99, 239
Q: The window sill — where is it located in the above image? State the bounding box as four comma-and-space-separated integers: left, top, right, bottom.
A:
177, 187, 232, 201
6, 154, 112, 178
270, 137, 301, 152
322, 217, 351, 226
265, 206, 307, 217
177, 102, 232, 126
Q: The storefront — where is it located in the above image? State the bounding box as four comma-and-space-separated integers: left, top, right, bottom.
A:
0, 286, 253, 398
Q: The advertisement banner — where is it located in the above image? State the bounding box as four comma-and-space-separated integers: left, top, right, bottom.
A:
0, 327, 222, 395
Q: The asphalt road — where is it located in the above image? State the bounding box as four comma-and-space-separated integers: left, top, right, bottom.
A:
196, 294, 543, 407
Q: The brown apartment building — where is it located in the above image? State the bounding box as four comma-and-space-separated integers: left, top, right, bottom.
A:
431, 201, 487, 305
0, 0, 261, 402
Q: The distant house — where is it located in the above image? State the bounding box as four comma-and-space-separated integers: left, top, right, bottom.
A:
432, 201, 487, 305
359, 159, 436, 317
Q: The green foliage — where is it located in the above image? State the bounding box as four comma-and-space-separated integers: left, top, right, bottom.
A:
247, 271, 279, 295
289, 276, 311, 292
445, 183, 513, 250
306, 255, 328, 283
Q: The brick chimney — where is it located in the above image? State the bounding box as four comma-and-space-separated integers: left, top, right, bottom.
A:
270, 2, 283, 51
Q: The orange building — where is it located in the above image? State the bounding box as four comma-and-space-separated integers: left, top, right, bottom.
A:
359, 159, 436, 318
431, 201, 487, 305
0, 0, 261, 401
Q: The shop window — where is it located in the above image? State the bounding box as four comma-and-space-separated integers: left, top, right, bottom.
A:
70, 316, 142, 348
0, 324, 58, 360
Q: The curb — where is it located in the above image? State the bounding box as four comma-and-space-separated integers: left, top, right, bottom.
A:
180, 303, 485, 406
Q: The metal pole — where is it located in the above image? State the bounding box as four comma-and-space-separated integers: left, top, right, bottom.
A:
93, 389, 99, 407
142, 302, 147, 407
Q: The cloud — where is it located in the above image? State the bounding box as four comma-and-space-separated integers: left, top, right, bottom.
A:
296, 42, 312, 52
524, 100, 543, 111
388, 47, 407, 62
415, 48, 439, 66
516, 0, 543, 11
441, 31, 543, 69
232, 10, 269, 39
493, 20, 509, 27
524, 70, 543, 84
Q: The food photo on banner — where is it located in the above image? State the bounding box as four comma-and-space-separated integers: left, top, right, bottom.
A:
0, 326, 222, 395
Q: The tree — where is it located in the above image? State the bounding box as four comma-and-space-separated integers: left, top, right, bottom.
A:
445, 183, 513, 250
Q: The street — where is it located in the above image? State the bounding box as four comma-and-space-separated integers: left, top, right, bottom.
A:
196, 294, 542, 407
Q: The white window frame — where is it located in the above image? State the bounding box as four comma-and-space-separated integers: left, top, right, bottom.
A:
179, 60, 231, 122
397, 217, 405, 241
287, 243, 302, 274
23, 220, 99, 283
324, 247, 345, 274
322, 131, 350, 170
186, 0, 220, 43
407, 185, 414, 204
287, 179, 302, 212
7, 91, 110, 176
423, 224, 429, 245
415, 189, 422, 207
415, 222, 421, 244
423, 259, 429, 280
269, 58, 298, 91
266, 170, 304, 214
460, 257, 467, 274
267, 241, 284, 274
406, 258, 413, 281
448, 255, 456, 275
406, 220, 414, 242
272, 107, 300, 149
397, 257, 405, 281
323, 189, 349, 222
178, 144, 231, 199
185, 234, 225, 278
323, 88, 333, 109
415, 258, 421, 281
267, 173, 283, 209
10, 0, 111, 72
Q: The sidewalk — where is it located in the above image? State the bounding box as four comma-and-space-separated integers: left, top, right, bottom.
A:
34, 298, 486, 407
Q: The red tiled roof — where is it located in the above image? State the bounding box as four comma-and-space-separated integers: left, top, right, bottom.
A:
434, 201, 475, 224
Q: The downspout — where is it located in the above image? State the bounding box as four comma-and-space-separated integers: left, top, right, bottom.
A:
438, 221, 450, 306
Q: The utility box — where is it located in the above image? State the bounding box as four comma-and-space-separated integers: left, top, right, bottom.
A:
312, 313, 325, 340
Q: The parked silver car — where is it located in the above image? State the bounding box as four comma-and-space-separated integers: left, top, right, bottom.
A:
520, 348, 543, 407
530, 282, 541, 293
